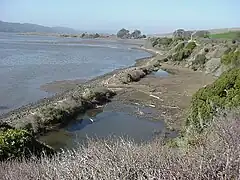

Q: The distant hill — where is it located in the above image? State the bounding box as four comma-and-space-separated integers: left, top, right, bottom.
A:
0, 21, 78, 34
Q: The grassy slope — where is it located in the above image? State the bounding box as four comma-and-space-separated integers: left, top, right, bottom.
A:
209, 31, 240, 39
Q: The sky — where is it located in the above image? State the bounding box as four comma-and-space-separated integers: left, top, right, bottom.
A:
1, 0, 239, 34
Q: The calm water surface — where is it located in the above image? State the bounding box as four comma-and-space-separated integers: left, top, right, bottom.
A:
39, 102, 176, 150
0, 33, 150, 114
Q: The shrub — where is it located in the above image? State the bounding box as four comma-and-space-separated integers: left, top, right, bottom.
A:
174, 42, 185, 52
172, 51, 184, 61
185, 41, 197, 51
0, 129, 33, 160
221, 48, 240, 66
186, 68, 240, 132
194, 54, 206, 65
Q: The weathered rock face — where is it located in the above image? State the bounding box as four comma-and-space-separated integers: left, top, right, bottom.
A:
205, 45, 229, 59
205, 58, 221, 74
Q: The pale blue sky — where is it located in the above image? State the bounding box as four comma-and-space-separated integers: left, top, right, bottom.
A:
1, 0, 239, 34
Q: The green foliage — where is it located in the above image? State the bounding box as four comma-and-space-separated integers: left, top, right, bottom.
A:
221, 47, 240, 66
39, 106, 70, 126
186, 68, 240, 132
151, 37, 173, 48
131, 29, 142, 39
0, 129, 32, 160
117, 28, 130, 39
172, 51, 184, 61
209, 31, 240, 39
172, 42, 197, 61
174, 42, 185, 52
185, 42, 197, 51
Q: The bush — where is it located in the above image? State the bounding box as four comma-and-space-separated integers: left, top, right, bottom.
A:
0, 129, 33, 160
221, 48, 240, 66
151, 37, 173, 48
194, 54, 206, 65
172, 51, 184, 61
174, 42, 185, 52
185, 41, 197, 51
186, 68, 240, 132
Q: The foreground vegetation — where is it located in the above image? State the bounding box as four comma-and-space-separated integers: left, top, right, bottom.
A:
186, 68, 240, 132
0, 110, 239, 179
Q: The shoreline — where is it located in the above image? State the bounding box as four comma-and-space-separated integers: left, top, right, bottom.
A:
0, 41, 216, 137
0, 43, 156, 120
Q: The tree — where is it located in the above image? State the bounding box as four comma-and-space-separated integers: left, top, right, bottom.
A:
117, 28, 130, 39
131, 29, 142, 39
94, 33, 100, 38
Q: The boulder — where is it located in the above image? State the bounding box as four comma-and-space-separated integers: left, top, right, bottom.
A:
127, 69, 146, 82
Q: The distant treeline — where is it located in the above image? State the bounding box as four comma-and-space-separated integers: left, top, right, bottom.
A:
116, 28, 146, 39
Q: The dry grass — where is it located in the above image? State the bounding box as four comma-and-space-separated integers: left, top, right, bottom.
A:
0, 110, 239, 180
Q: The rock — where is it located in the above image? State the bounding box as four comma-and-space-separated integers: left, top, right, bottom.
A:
206, 45, 228, 59
127, 69, 146, 82
205, 58, 221, 74
214, 64, 232, 77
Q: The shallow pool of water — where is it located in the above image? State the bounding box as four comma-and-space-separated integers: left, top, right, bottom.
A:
152, 69, 169, 77
39, 102, 176, 150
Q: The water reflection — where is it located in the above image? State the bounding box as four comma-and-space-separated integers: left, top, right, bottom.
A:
152, 69, 169, 77
39, 102, 169, 150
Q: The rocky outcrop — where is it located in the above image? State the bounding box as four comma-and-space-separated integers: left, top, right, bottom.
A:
173, 29, 210, 40
205, 58, 221, 74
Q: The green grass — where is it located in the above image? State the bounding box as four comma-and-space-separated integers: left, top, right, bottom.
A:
209, 31, 240, 39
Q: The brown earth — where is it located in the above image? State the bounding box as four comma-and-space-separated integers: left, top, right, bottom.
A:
38, 49, 216, 132
105, 63, 216, 131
